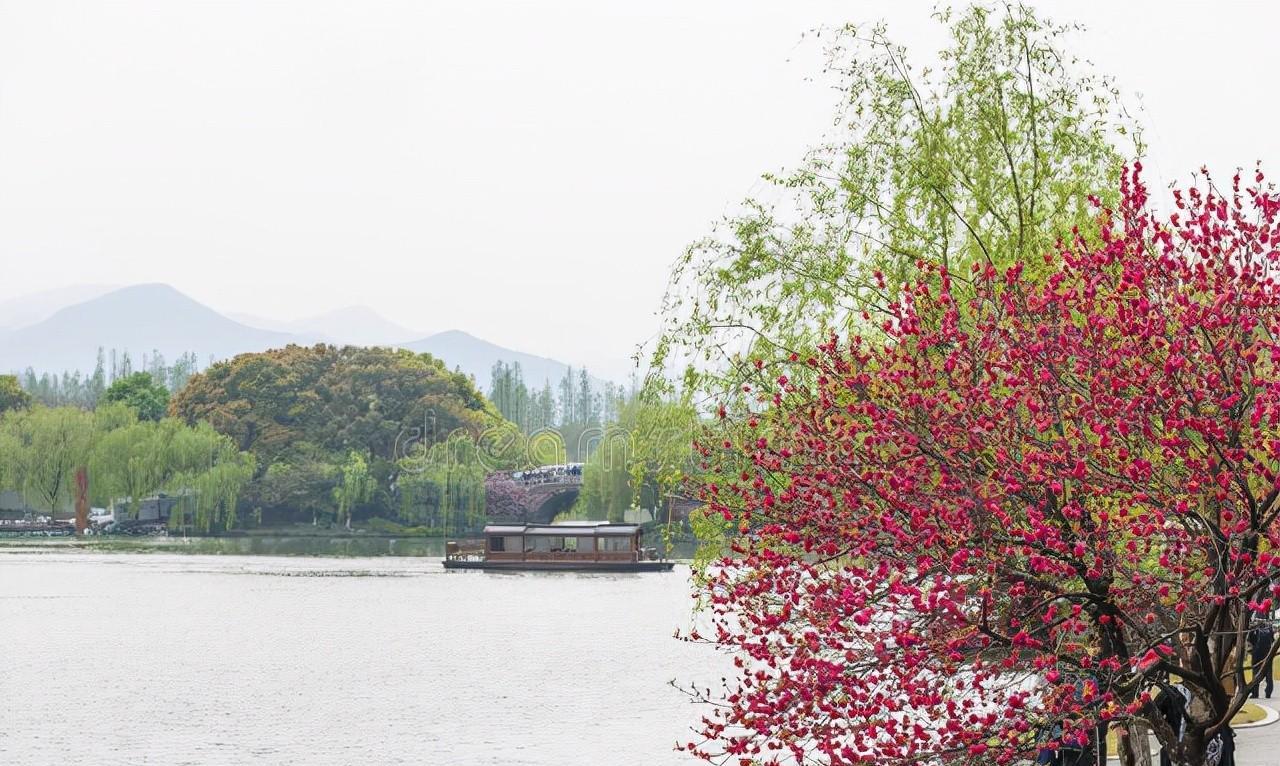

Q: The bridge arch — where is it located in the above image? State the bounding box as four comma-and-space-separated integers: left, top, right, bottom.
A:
525, 486, 581, 525
484, 468, 584, 525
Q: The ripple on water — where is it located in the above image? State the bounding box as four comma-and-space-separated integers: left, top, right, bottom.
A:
0, 553, 723, 765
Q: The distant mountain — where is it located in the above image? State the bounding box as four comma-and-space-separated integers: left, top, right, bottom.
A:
402, 329, 609, 392
0, 284, 119, 330
228, 306, 422, 347
0, 284, 306, 374
0, 284, 612, 394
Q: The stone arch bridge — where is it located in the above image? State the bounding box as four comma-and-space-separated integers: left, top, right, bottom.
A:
484, 470, 582, 525
484, 470, 700, 525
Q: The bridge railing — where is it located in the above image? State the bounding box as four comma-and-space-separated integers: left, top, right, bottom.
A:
509, 471, 583, 487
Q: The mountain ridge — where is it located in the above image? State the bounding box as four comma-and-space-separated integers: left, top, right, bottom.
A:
0, 284, 305, 374
0, 284, 611, 392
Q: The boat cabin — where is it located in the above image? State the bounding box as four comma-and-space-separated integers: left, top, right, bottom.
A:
482, 522, 651, 563
443, 521, 673, 571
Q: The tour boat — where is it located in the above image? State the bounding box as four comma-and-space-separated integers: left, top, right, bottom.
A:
442, 521, 676, 572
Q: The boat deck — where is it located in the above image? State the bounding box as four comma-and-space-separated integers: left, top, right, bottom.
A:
442, 559, 675, 572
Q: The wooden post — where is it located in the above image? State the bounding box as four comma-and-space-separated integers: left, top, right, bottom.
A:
74, 467, 89, 536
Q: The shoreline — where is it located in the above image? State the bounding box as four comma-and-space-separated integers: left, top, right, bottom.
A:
0, 533, 700, 560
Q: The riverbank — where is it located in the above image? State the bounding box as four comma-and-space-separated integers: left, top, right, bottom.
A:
0, 532, 701, 559
0, 534, 451, 557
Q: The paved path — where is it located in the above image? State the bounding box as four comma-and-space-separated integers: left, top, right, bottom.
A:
1235, 708, 1280, 766
1106, 705, 1280, 765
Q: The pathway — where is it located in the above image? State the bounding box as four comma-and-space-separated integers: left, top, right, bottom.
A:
1235, 706, 1280, 766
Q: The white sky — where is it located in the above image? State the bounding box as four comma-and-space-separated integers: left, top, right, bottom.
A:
0, 1, 1276, 380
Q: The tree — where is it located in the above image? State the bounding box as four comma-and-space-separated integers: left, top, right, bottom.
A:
396, 436, 488, 534
578, 395, 697, 524
332, 451, 374, 529
252, 455, 338, 526
163, 421, 255, 532
0, 406, 95, 514
557, 367, 576, 425
104, 372, 170, 421
688, 168, 1280, 766
90, 419, 160, 518
88, 347, 108, 406
169, 344, 498, 525
0, 375, 32, 413
489, 360, 531, 432
577, 367, 597, 426
171, 345, 492, 464
649, 4, 1139, 402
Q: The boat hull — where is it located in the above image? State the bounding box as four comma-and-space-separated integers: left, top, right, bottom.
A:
442, 559, 676, 573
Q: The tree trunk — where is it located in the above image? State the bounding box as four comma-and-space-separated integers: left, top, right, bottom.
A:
1166, 735, 1209, 766
1115, 722, 1151, 766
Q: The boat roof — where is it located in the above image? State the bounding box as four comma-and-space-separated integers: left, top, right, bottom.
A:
484, 523, 641, 537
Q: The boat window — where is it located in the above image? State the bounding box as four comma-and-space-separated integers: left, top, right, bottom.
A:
562, 537, 578, 552
599, 536, 632, 552
489, 536, 505, 552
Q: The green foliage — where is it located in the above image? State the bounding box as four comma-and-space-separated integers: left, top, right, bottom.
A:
489, 360, 629, 453
577, 395, 698, 523
332, 451, 375, 529
171, 344, 491, 465
169, 344, 502, 527
0, 406, 96, 512
20, 347, 199, 409
0, 375, 32, 413
0, 403, 254, 529
395, 433, 492, 535
252, 454, 339, 524
89, 415, 254, 530
687, 505, 731, 574
104, 372, 171, 421
649, 4, 1139, 399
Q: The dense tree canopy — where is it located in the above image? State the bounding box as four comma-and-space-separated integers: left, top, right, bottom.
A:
690, 168, 1280, 766
104, 371, 171, 421
169, 344, 499, 529
171, 345, 492, 464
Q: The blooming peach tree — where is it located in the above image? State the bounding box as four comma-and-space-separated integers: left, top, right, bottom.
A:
687, 167, 1280, 766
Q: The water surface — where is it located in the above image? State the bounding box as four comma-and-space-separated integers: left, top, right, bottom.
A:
0, 552, 720, 765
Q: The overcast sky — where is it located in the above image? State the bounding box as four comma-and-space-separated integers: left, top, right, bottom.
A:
0, 1, 1276, 380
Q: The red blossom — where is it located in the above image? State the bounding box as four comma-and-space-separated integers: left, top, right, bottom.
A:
689, 166, 1280, 765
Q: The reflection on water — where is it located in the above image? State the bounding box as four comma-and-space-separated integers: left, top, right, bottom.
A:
0, 552, 721, 765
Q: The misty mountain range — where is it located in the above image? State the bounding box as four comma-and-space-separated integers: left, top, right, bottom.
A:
0, 283, 612, 391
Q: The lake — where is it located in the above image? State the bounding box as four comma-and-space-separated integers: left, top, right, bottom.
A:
0, 551, 722, 765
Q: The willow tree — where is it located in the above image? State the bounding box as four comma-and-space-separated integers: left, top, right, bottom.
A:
0, 406, 96, 514
91, 420, 163, 518
91, 415, 254, 530
397, 434, 492, 534
649, 4, 1139, 400
333, 451, 374, 530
